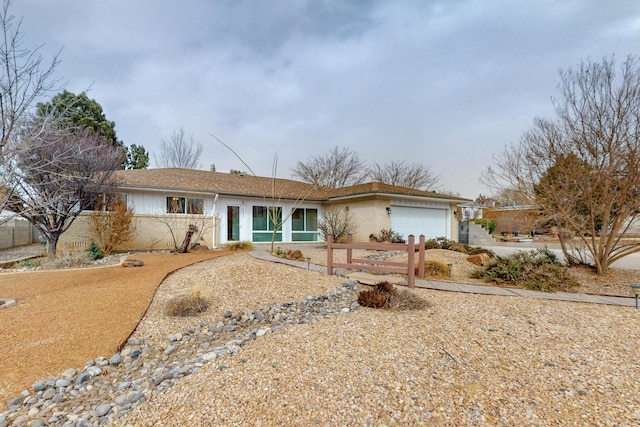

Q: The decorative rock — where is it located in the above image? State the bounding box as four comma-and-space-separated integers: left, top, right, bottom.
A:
94, 403, 112, 417
467, 253, 491, 266
127, 337, 140, 346
54, 378, 71, 388
86, 366, 102, 377
75, 373, 91, 385
0, 298, 16, 310
41, 388, 56, 400
61, 368, 77, 379
6, 395, 24, 407
164, 345, 177, 355
109, 353, 122, 365
121, 259, 144, 267
32, 382, 46, 392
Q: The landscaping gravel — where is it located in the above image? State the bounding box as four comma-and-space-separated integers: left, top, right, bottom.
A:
2, 252, 639, 426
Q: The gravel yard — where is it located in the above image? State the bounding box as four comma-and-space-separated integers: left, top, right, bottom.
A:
116, 252, 640, 426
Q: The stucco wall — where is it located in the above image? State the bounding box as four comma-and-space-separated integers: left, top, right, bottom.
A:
325, 198, 391, 242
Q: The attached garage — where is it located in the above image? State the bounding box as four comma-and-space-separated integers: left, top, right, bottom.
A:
390, 205, 449, 240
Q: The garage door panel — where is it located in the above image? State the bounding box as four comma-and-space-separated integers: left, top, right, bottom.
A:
391, 206, 448, 240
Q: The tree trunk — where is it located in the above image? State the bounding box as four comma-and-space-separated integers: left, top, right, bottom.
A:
178, 224, 197, 253
47, 236, 59, 260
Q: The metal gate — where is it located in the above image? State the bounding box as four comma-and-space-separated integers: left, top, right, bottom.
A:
458, 221, 469, 244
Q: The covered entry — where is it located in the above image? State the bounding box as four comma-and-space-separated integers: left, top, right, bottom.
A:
390, 205, 448, 240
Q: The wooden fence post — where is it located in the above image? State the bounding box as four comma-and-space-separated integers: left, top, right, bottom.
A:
418, 235, 425, 279
346, 234, 352, 264
327, 235, 334, 275
407, 235, 415, 288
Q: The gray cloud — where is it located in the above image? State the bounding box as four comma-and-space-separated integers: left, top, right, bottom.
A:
10, 0, 640, 197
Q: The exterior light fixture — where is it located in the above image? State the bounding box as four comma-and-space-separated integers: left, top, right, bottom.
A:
631, 284, 640, 309
306, 257, 311, 270
386, 207, 392, 214
447, 263, 453, 278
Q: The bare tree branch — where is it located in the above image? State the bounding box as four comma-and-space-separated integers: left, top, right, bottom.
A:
368, 160, 441, 191
154, 127, 203, 169
291, 146, 367, 188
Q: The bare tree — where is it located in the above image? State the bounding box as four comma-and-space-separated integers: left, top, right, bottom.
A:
154, 127, 203, 169
483, 56, 640, 274
291, 146, 367, 188
318, 206, 356, 242
0, 0, 60, 215
368, 160, 440, 191
5, 119, 123, 258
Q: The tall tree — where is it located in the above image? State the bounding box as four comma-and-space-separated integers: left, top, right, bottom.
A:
125, 143, 149, 169
154, 127, 203, 169
37, 90, 148, 169
5, 118, 123, 258
291, 146, 367, 188
483, 56, 640, 274
0, 0, 60, 214
368, 160, 441, 191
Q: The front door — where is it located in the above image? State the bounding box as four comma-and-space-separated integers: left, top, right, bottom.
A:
227, 206, 240, 241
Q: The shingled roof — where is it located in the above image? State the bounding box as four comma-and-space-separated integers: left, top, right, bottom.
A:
112, 168, 469, 203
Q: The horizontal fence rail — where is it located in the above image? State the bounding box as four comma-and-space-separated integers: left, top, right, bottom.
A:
327, 234, 425, 288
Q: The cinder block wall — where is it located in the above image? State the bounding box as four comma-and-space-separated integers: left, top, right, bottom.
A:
58, 213, 215, 253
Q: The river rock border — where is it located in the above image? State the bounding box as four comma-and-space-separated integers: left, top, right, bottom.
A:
0, 281, 360, 427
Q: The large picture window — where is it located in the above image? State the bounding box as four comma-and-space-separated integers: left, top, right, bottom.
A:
291, 208, 318, 241
252, 206, 282, 242
166, 197, 204, 214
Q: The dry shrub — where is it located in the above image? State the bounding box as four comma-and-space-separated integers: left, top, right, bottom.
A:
358, 281, 429, 310
358, 283, 393, 309
223, 241, 254, 251
286, 249, 304, 261
165, 294, 209, 317
424, 260, 449, 278
391, 289, 431, 311
89, 196, 136, 255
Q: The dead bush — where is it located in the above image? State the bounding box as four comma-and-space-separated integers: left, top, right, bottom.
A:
286, 249, 305, 261
358, 281, 429, 311
165, 294, 209, 317
391, 289, 431, 311
424, 260, 449, 278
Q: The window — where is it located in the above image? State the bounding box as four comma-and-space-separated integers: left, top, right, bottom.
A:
166, 197, 204, 214
167, 197, 185, 214
291, 208, 318, 241
252, 206, 282, 242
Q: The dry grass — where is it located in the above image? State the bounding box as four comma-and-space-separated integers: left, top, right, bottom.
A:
165, 294, 209, 317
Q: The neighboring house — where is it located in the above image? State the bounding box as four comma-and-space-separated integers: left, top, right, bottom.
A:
59, 168, 470, 251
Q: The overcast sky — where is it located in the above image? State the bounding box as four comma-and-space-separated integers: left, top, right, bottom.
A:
10, 0, 640, 198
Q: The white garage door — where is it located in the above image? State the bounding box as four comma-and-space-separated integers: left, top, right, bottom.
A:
391, 206, 448, 240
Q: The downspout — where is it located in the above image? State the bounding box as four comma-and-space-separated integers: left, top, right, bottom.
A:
212, 194, 219, 249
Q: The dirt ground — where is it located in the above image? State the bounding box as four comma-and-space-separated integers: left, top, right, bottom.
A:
0, 251, 229, 407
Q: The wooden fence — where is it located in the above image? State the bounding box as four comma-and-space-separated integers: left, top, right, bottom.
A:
327, 234, 425, 288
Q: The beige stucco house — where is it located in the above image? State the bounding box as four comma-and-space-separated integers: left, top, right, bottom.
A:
59, 168, 469, 252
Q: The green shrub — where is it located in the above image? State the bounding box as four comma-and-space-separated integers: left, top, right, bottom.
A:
15, 259, 41, 268
471, 248, 578, 292
87, 241, 104, 260
223, 241, 254, 251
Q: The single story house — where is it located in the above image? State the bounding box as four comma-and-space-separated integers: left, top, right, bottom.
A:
59, 168, 470, 251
